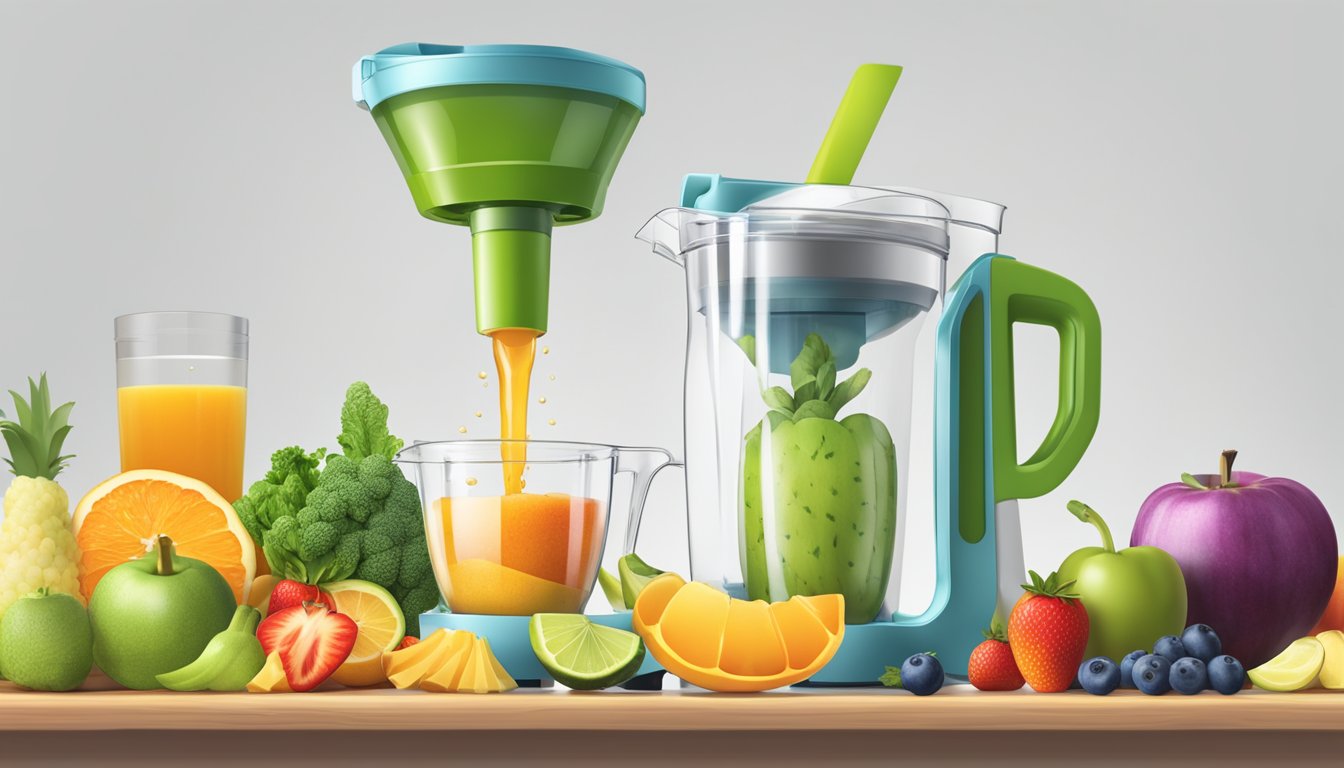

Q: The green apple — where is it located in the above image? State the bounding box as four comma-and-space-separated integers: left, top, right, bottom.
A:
88, 534, 236, 689
1056, 501, 1187, 663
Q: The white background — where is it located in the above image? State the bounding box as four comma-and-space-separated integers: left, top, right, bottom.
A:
1, 0, 1341, 612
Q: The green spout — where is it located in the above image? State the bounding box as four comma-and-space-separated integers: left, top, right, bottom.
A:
470, 207, 553, 335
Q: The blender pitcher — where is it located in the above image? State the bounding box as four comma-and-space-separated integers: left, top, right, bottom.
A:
638, 181, 1101, 679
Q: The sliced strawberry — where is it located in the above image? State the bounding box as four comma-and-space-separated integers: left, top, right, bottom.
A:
268, 580, 334, 616
257, 602, 358, 692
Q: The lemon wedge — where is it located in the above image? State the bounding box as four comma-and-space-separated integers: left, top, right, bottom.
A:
1248, 637, 1324, 692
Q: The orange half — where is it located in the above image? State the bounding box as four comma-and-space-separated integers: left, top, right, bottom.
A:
632, 573, 845, 692
72, 469, 256, 603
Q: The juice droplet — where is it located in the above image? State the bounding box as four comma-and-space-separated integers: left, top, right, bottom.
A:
458, 426, 467, 434
477, 371, 488, 379
547, 419, 557, 426
542, 346, 550, 355
474, 411, 482, 418
465, 477, 478, 487
538, 396, 547, 404
482, 382, 489, 388
548, 374, 556, 381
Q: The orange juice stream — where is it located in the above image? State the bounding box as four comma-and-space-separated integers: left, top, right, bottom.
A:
490, 328, 538, 494
117, 384, 247, 501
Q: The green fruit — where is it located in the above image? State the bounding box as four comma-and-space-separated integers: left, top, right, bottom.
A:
1055, 501, 1187, 663
742, 413, 895, 624
0, 589, 92, 691
156, 605, 265, 692
597, 568, 624, 612
1248, 637, 1325, 691
529, 613, 644, 690
618, 554, 665, 610
89, 535, 236, 690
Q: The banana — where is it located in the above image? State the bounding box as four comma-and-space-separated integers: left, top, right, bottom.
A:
157, 605, 266, 691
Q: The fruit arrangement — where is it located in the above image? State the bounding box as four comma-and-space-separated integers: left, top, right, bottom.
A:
0, 367, 1338, 706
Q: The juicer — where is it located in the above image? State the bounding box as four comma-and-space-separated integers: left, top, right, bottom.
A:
353, 43, 645, 336
354, 43, 666, 684
638, 176, 1102, 682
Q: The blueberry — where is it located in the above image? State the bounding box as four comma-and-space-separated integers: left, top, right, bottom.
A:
1118, 649, 1147, 689
1180, 624, 1222, 663
1170, 657, 1208, 694
1153, 635, 1187, 663
900, 653, 944, 696
1207, 655, 1246, 695
1077, 656, 1121, 695
1133, 654, 1172, 695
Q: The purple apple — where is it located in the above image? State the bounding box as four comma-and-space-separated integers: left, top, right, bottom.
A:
1130, 450, 1337, 668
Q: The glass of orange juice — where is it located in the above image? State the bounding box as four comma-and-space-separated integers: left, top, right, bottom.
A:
396, 440, 677, 616
114, 312, 248, 502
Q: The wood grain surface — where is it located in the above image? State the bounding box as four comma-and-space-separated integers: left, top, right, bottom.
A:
1, 681, 1341, 733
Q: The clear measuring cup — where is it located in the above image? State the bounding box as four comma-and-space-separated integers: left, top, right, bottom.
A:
395, 440, 678, 616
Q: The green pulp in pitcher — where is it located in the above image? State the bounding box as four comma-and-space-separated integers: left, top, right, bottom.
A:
740, 334, 896, 624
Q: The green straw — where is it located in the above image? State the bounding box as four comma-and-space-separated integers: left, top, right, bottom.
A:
805, 64, 904, 185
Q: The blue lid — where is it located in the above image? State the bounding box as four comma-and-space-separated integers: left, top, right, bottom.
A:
680, 173, 802, 213
353, 43, 646, 113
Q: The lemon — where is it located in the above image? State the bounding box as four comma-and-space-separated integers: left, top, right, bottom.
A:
1248, 637, 1324, 692
325, 580, 406, 687
1316, 630, 1344, 689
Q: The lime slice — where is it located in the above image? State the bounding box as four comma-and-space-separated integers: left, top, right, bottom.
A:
1248, 637, 1325, 692
619, 554, 666, 610
529, 614, 645, 690
597, 568, 625, 612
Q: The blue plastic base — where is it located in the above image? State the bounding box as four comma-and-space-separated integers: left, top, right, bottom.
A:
420, 609, 664, 685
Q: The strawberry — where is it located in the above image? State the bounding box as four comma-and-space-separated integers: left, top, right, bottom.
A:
1007, 570, 1090, 693
396, 636, 420, 650
968, 627, 1025, 691
267, 579, 333, 616
257, 602, 358, 692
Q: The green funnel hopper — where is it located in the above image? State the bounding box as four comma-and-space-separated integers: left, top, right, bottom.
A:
354, 44, 646, 334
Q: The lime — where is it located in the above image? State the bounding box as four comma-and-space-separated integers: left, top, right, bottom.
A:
597, 567, 625, 612
618, 554, 665, 610
324, 579, 406, 687
0, 589, 93, 691
529, 613, 645, 690
1248, 637, 1324, 692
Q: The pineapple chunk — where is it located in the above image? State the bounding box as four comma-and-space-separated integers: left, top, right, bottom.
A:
247, 651, 292, 693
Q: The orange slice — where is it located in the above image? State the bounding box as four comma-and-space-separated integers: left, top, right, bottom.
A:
72, 469, 256, 603
632, 574, 845, 692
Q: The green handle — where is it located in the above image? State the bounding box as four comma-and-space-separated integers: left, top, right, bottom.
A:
989, 259, 1101, 501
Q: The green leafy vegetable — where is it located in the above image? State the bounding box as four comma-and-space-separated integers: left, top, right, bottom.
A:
879, 666, 902, 688
233, 382, 436, 634
336, 381, 405, 462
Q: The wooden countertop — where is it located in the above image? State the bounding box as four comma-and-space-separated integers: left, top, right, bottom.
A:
2, 682, 1341, 733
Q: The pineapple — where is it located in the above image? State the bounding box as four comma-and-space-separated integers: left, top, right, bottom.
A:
0, 374, 82, 616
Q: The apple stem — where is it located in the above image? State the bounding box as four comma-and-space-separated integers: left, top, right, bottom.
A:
1066, 500, 1115, 553
155, 534, 175, 576
1219, 449, 1238, 488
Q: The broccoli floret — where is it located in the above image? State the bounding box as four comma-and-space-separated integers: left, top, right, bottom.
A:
234, 383, 437, 635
